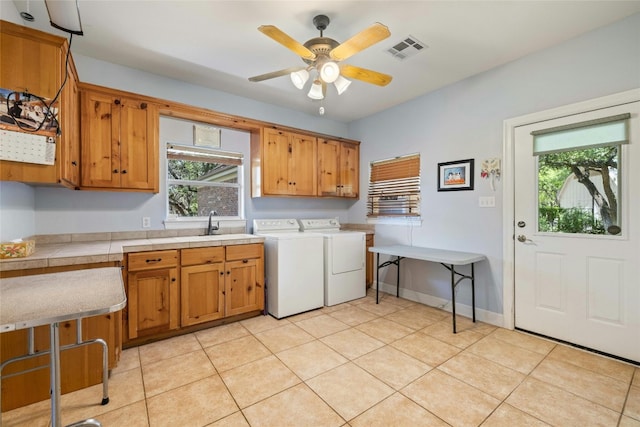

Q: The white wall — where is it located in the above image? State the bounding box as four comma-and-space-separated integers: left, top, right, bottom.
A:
348, 13, 640, 317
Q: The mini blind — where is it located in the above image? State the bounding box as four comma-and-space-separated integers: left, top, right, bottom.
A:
166, 143, 242, 165
532, 113, 630, 156
367, 153, 420, 217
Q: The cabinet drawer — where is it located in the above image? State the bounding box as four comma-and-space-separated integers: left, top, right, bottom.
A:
226, 244, 263, 261
181, 247, 225, 266
127, 250, 178, 271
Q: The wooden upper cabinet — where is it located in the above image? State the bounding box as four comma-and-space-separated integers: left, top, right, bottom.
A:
254, 127, 317, 197
318, 139, 359, 198
79, 84, 159, 192
0, 20, 79, 188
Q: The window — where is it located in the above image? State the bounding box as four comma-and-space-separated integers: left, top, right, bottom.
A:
166, 143, 243, 218
533, 113, 629, 235
367, 153, 420, 217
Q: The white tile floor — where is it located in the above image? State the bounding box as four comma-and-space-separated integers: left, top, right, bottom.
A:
3, 290, 639, 427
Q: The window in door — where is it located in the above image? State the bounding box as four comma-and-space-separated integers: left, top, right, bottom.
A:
533, 114, 629, 235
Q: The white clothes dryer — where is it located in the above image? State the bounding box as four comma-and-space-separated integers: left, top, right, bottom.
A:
298, 218, 366, 306
253, 219, 324, 319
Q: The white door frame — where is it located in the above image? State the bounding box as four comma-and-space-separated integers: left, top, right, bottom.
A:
502, 88, 640, 330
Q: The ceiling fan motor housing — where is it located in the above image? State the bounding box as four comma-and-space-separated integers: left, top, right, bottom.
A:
313, 15, 330, 32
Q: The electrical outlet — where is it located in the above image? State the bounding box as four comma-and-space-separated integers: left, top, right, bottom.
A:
142, 217, 151, 228
478, 196, 496, 208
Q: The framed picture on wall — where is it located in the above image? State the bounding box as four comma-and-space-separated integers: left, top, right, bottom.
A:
438, 159, 474, 191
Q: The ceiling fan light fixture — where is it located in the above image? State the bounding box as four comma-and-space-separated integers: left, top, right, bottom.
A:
307, 80, 324, 100
290, 69, 309, 90
319, 61, 340, 83
334, 75, 352, 95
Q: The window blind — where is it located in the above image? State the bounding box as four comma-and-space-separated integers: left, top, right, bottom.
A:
166, 143, 243, 165
367, 153, 420, 217
532, 113, 630, 156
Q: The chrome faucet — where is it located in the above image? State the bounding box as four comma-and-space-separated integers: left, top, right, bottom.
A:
207, 211, 219, 235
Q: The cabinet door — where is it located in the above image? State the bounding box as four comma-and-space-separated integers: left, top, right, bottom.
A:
318, 139, 341, 196
289, 132, 317, 196
339, 142, 359, 198
262, 129, 292, 195
80, 90, 120, 188
0, 30, 60, 99
127, 267, 179, 339
60, 60, 80, 187
119, 98, 158, 191
181, 263, 225, 326
225, 259, 264, 317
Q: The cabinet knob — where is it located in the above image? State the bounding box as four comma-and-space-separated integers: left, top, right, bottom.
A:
140, 102, 147, 110
121, 169, 127, 174
242, 259, 248, 263
71, 161, 77, 166
171, 277, 176, 282
113, 169, 119, 173
114, 99, 121, 105
220, 271, 224, 276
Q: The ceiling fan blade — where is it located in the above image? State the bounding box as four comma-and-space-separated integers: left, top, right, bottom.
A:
330, 23, 391, 62
340, 64, 392, 87
258, 25, 317, 61
249, 66, 306, 82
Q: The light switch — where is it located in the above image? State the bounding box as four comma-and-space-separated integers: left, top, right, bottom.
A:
478, 196, 495, 208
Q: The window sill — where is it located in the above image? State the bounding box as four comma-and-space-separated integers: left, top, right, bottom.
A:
164, 217, 246, 230
366, 217, 422, 226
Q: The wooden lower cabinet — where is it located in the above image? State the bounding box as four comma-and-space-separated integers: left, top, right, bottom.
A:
181, 247, 225, 326
0, 263, 122, 411
366, 234, 374, 288
126, 250, 179, 339
125, 243, 264, 343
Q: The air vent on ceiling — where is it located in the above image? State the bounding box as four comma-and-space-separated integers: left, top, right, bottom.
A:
386, 35, 427, 60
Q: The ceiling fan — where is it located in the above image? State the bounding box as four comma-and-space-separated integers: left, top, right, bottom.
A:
248, 14, 392, 99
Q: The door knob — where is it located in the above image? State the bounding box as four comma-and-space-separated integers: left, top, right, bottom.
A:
517, 235, 530, 242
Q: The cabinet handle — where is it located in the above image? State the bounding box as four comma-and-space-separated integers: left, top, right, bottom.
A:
146, 258, 162, 263
71, 161, 77, 166
114, 99, 121, 105
256, 283, 262, 288
288, 143, 292, 153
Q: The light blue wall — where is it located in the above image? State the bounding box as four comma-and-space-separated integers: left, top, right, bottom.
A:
1, 4, 639, 322
0, 182, 35, 240
347, 13, 640, 315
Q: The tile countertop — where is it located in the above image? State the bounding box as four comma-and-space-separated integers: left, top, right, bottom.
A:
0, 233, 265, 272
340, 223, 375, 235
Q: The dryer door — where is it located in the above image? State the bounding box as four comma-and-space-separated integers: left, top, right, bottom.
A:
331, 233, 365, 274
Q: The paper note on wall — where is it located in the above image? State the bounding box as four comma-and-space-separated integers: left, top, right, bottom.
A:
0, 129, 55, 165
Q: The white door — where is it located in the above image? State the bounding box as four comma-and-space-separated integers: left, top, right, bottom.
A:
514, 101, 640, 362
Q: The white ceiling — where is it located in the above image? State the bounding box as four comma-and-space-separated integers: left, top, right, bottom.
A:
9, 1, 640, 123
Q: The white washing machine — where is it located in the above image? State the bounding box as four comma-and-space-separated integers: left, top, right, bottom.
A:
253, 219, 324, 319
298, 218, 366, 306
